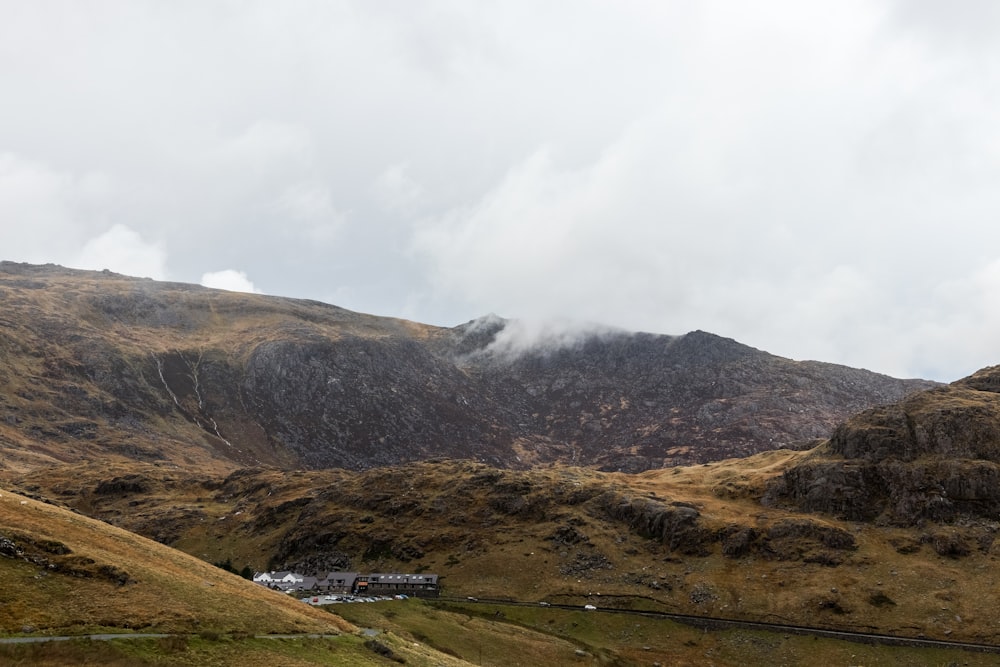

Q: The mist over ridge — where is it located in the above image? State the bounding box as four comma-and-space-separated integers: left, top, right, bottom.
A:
0, 261, 939, 475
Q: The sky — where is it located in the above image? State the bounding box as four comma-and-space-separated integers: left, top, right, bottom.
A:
2, 0, 999, 382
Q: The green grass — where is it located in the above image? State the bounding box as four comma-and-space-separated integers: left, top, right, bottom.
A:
335, 598, 1000, 667
0, 635, 375, 666
0, 633, 472, 666
333, 600, 588, 666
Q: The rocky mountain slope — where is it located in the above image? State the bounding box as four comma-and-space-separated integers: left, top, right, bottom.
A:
766, 364, 1000, 526
0, 261, 935, 473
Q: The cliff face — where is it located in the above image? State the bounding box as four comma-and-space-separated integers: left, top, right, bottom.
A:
241, 335, 512, 469
0, 262, 936, 473
766, 366, 1000, 525
453, 324, 936, 471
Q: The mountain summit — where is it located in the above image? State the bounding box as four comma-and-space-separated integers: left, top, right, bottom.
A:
0, 262, 936, 473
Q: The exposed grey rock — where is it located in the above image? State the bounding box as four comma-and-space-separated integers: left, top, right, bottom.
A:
0, 263, 938, 473
767, 366, 1000, 526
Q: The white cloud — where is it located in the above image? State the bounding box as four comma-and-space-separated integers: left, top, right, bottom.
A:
406, 1, 1000, 381
73, 224, 168, 280
481, 316, 624, 359
6, 1, 1000, 381
0, 153, 112, 264
275, 181, 345, 243
373, 163, 424, 214
212, 121, 314, 173
200, 269, 262, 294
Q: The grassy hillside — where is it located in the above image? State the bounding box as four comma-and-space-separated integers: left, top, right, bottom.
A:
0, 487, 350, 636
0, 487, 481, 665
339, 598, 1000, 667
0, 634, 471, 667
13, 451, 1000, 646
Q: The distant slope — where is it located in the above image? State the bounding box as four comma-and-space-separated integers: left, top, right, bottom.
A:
447, 319, 937, 470
0, 262, 936, 473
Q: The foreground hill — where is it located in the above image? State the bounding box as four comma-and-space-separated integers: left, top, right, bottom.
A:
0, 488, 347, 636
14, 449, 1000, 646
7, 472, 990, 665
0, 488, 481, 665
0, 262, 935, 473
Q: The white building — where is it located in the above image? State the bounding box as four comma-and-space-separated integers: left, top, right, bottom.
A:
253, 571, 304, 585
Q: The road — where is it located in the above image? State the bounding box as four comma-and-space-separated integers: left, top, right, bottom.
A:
436, 596, 1000, 655
0, 633, 339, 644
7, 598, 999, 656
0, 633, 171, 644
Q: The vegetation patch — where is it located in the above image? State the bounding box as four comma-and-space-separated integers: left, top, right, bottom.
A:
923, 531, 972, 558
0, 531, 135, 585
867, 591, 896, 608
364, 638, 405, 663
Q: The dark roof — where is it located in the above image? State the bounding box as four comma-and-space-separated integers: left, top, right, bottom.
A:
367, 573, 438, 584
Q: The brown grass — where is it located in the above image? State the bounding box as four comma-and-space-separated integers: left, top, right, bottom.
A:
10, 450, 1000, 645
0, 489, 352, 636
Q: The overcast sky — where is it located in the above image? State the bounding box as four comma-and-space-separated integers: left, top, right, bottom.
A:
2, 1, 999, 382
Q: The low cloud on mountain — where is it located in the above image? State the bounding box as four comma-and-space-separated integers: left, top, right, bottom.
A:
2, 1, 999, 380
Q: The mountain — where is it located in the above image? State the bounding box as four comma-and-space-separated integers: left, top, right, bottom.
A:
0, 261, 936, 474
18, 261, 1000, 660
450, 319, 937, 470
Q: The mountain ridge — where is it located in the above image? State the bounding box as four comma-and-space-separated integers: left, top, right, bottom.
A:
0, 261, 936, 474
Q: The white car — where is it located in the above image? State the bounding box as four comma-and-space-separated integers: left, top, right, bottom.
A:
583, 604, 597, 611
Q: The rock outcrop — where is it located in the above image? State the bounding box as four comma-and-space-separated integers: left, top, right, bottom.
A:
766, 366, 1000, 525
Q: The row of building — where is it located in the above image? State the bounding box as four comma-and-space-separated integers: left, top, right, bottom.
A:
252, 570, 439, 598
